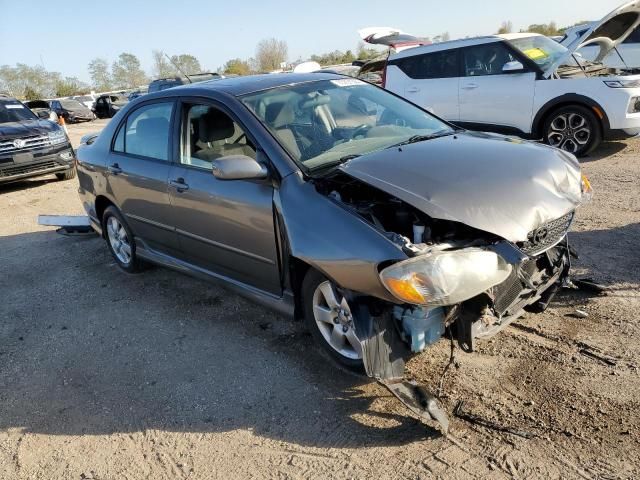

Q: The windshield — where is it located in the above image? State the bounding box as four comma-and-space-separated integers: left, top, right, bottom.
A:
241, 79, 454, 170
0, 101, 37, 124
508, 35, 570, 72
60, 99, 86, 110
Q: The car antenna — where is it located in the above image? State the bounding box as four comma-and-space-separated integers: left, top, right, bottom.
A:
164, 53, 192, 83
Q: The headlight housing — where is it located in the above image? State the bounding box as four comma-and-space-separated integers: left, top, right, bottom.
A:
604, 80, 640, 88
380, 248, 512, 307
48, 129, 67, 146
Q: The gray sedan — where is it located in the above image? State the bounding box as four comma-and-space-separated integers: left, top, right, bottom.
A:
77, 73, 591, 422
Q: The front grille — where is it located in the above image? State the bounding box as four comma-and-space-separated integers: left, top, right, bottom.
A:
518, 212, 573, 256
0, 160, 59, 178
0, 135, 52, 154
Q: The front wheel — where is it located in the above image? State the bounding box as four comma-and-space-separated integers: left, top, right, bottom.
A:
55, 167, 77, 181
302, 270, 363, 370
543, 105, 602, 157
102, 206, 144, 273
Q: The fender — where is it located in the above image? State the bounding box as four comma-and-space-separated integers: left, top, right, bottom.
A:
274, 171, 407, 304
532, 94, 610, 139
531, 93, 610, 138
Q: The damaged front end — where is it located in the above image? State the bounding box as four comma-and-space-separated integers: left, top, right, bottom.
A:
313, 166, 584, 432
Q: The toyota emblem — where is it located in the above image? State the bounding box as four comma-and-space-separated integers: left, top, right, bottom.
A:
532, 227, 549, 244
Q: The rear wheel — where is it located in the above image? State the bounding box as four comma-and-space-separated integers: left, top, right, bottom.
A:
55, 167, 77, 181
302, 270, 363, 370
543, 105, 602, 157
102, 206, 143, 273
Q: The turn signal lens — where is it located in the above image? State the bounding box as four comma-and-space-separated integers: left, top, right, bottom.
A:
581, 174, 593, 203
385, 276, 427, 304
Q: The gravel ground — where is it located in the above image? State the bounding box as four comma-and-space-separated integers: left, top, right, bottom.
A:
0, 120, 638, 479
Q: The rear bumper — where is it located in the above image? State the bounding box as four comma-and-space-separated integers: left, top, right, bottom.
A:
0, 147, 75, 184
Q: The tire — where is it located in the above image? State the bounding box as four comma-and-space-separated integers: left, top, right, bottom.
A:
55, 167, 77, 181
301, 269, 363, 370
543, 105, 602, 157
102, 206, 144, 273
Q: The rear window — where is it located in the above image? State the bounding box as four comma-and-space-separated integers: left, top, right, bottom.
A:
393, 49, 460, 79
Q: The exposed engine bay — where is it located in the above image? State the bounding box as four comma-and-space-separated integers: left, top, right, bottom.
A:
556, 61, 640, 78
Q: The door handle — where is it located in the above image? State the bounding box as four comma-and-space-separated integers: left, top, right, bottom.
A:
461, 83, 479, 90
406, 86, 420, 93
107, 163, 122, 175
169, 178, 189, 192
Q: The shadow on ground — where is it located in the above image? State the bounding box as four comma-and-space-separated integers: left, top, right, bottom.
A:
0, 230, 436, 448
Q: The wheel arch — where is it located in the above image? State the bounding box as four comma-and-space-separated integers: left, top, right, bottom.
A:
94, 195, 117, 236
532, 94, 609, 139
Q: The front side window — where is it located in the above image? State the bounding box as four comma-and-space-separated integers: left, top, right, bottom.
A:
113, 102, 173, 160
463, 43, 518, 76
396, 49, 460, 79
241, 78, 454, 171
181, 104, 255, 170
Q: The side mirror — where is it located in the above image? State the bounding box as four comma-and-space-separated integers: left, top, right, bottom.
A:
36, 110, 50, 119
502, 61, 525, 73
212, 155, 268, 181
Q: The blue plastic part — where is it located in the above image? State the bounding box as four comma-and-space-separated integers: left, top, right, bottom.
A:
395, 306, 446, 353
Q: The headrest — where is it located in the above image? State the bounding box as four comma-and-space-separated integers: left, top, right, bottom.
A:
265, 101, 294, 128
199, 109, 235, 142
298, 94, 330, 110
136, 117, 169, 138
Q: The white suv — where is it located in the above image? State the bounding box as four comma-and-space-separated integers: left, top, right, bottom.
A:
374, 1, 640, 156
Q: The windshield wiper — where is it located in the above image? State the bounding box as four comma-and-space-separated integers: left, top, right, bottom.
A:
308, 154, 361, 172
390, 130, 454, 148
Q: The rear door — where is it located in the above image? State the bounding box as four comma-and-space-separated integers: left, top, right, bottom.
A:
166, 98, 281, 295
458, 42, 536, 134
387, 48, 461, 121
107, 100, 180, 254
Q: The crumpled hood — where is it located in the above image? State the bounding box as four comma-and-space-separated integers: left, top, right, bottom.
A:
340, 131, 584, 243
0, 120, 60, 141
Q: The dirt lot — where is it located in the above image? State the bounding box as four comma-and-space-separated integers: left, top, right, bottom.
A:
0, 119, 638, 479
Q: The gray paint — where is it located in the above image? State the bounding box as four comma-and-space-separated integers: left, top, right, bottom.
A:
341, 131, 583, 243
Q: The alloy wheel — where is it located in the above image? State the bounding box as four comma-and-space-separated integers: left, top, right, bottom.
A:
547, 113, 591, 154
312, 281, 362, 360
106, 216, 132, 265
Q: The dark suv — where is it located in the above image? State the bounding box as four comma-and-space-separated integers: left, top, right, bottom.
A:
0, 95, 76, 184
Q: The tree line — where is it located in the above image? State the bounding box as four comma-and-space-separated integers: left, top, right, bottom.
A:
497, 20, 591, 36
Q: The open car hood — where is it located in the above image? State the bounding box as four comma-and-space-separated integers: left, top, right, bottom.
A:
358, 27, 431, 52
339, 132, 584, 243
547, 0, 640, 76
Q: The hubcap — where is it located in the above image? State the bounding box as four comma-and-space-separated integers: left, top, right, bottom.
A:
106, 216, 132, 265
547, 113, 591, 154
312, 281, 362, 360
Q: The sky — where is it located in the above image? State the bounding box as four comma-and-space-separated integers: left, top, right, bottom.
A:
0, 0, 625, 83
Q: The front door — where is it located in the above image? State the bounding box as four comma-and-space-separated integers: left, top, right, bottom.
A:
458, 43, 536, 134
106, 100, 180, 254
392, 48, 461, 121
167, 101, 281, 295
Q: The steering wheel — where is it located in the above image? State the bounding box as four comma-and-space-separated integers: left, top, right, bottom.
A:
350, 124, 371, 140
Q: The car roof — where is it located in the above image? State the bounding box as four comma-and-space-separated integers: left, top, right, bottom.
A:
153, 72, 344, 97
389, 33, 542, 59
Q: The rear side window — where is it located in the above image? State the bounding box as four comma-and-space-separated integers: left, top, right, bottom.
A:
394, 49, 460, 79
463, 43, 518, 76
113, 102, 173, 160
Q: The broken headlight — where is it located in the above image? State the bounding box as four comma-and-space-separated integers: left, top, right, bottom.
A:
380, 248, 512, 306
